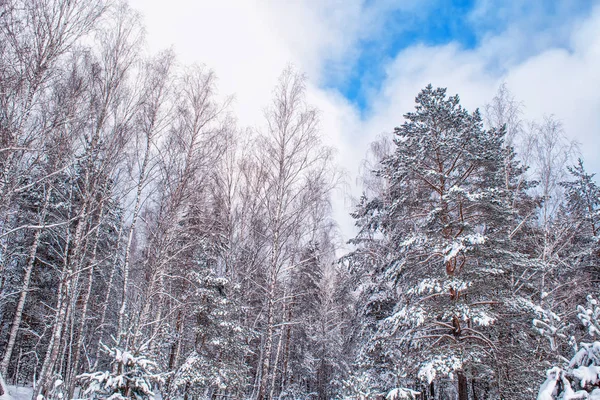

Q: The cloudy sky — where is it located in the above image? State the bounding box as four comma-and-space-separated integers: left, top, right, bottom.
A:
129, 0, 600, 242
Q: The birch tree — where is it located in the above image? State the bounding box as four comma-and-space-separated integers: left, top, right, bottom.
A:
252, 67, 336, 400
32, 3, 142, 396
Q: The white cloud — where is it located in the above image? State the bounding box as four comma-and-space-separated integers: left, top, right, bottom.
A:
130, 0, 600, 244
359, 3, 600, 187
128, 0, 373, 245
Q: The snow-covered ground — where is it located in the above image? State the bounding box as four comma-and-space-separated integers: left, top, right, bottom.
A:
4, 386, 33, 400
2, 385, 165, 400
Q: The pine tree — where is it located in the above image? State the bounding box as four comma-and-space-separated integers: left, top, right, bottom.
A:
561, 159, 600, 247
78, 344, 163, 399
348, 85, 540, 398
168, 270, 250, 399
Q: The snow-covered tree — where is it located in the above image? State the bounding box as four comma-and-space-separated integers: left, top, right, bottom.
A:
79, 345, 163, 399
167, 271, 250, 399
347, 85, 540, 399
562, 159, 600, 247
537, 295, 600, 399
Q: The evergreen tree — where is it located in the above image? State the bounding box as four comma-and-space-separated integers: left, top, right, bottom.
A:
169, 271, 250, 399
561, 159, 600, 252
537, 295, 600, 399
79, 345, 163, 400
348, 85, 539, 399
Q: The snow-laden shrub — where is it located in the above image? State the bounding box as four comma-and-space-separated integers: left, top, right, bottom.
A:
537, 296, 600, 399
78, 345, 163, 399
386, 387, 421, 399
533, 307, 570, 353
342, 375, 420, 400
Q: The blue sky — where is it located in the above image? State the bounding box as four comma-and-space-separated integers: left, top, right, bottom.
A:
327, 0, 597, 113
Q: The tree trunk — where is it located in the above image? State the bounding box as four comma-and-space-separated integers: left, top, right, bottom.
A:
116, 131, 150, 347
164, 308, 185, 399
92, 221, 124, 371
471, 378, 478, 400
257, 256, 278, 400
458, 371, 468, 400
33, 274, 70, 399
280, 306, 293, 394
67, 201, 105, 399
269, 322, 285, 400
33, 193, 88, 399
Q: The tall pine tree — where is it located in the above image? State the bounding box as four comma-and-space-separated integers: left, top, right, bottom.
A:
348, 85, 540, 399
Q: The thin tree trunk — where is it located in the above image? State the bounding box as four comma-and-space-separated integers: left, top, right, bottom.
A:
62, 295, 77, 380
168, 308, 184, 370
259, 166, 284, 400
258, 266, 277, 400
67, 202, 105, 399
280, 306, 293, 394
33, 194, 88, 399
149, 274, 165, 352
116, 131, 151, 347
133, 266, 158, 348
92, 220, 125, 371
164, 308, 185, 400
33, 271, 69, 399
269, 319, 285, 400
64, 226, 93, 378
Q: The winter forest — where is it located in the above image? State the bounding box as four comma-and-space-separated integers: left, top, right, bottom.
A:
0, 1, 599, 399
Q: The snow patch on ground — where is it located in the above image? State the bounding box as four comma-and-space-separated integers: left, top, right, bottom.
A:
5, 385, 33, 400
